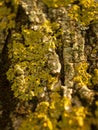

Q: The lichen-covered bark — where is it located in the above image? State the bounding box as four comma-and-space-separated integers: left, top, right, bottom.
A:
0, 0, 98, 130
47, 6, 96, 103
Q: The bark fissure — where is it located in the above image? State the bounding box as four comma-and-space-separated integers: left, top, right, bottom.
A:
0, 0, 98, 129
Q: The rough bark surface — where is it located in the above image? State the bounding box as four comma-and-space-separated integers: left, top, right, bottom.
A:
0, 0, 98, 130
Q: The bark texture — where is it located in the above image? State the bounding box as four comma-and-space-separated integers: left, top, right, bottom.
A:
0, 0, 98, 130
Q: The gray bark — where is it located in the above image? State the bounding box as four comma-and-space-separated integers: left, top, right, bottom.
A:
0, 0, 98, 130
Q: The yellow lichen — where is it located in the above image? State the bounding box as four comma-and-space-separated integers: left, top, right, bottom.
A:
74, 62, 91, 86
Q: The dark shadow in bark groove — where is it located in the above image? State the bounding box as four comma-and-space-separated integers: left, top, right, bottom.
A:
56, 43, 65, 86
0, 4, 37, 130
85, 23, 98, 93
85, 24, 98, 74
0, 30, 18, 130
91, 124, 98, 130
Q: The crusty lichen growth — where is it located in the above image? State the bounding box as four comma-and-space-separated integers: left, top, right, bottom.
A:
74, 62, 92, 87
6, 15, 63, 101
18, 94, 89, 130
0, 0, 98, 130
0, 0, 15, 53
6, 26, 59, 101
42, 0, 98, 26
42, 0, 74, 8
68, 0, 98, 26
0, 0, 19, 31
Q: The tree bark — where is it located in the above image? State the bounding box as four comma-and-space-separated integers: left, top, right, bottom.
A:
0, 0, 98, 130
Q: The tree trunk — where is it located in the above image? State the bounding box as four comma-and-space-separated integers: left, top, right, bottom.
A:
0, 0, 98, 130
